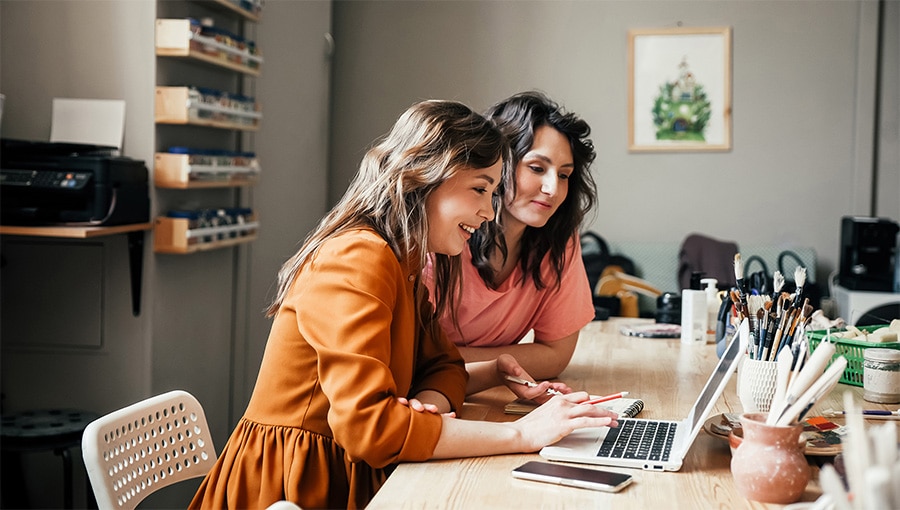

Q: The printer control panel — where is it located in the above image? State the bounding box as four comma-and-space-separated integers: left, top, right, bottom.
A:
1, 169, 92, 190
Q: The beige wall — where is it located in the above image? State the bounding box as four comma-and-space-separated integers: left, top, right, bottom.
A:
0, 0, 896, 505
329, 0, 900, 284
0, 1, 331, 506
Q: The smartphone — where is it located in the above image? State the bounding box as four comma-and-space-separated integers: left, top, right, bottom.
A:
511, 461, 633, 493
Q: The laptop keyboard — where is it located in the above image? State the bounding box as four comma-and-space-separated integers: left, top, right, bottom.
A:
597, 419, 677, 461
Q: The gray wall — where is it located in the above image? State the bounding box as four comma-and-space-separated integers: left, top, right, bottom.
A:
329, 0, 900, 285
0, 0, 331, 506
877, 0, 900, 220
240, 0, 333, 415
0, 0, 896, 506
0, 0, 157, 416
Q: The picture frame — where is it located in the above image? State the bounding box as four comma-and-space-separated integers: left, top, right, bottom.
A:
628, 26, 732, 152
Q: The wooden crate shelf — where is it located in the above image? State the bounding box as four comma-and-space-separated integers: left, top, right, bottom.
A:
154, 152, 259, 188
197, 0, 261, 22
154, 215, 258, 254
155, 86, 261, 130
155, 19, 262, 76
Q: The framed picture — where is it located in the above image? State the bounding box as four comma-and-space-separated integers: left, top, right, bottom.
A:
628, 26, 732, 152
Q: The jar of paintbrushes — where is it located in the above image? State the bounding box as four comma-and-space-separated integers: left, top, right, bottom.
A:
731, 253, 816, 413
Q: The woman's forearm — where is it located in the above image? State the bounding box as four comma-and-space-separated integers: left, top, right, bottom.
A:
465, 359, 505, 395
430, 393, 619, 459
430, 415, 524, 458
459, 333, 579, 382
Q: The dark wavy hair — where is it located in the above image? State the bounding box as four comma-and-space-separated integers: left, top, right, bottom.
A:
470, 91, 597, 290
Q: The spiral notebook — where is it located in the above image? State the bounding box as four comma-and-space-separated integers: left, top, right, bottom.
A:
504, 396, 644, 418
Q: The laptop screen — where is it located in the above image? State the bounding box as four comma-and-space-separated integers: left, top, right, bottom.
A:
687, 331, 741, 432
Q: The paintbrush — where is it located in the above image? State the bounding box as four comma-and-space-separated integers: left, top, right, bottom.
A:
733, 253, 748, 305
783, 302, 810, 352
769, 311, 790, 361
796, 299, 812, 327
788, 338, 808, 387
795, 357, 847, 423
770, 347, 794, 418
762, 311, 777, 361
774, 355, 846, 426
747, 294, 768, 318
767, 295, 790, 360
792, 266, 807, 308
756, 301, 773, 360
771, 339, 837, 424
779, 308, 801, 354
755, 308, 767, 359
771, 270, 785, 301
823, 408, 900, 419
729, 289, 748, 322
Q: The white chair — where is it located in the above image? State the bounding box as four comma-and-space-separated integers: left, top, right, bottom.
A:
81, 390, 217, 510
266, 501, 303, 510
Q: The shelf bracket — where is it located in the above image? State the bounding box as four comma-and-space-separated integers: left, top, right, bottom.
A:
128, 230, 144, 316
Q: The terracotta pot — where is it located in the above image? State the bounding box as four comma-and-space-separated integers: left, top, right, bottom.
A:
730, 412, 810, 504
729, 424, 807, 456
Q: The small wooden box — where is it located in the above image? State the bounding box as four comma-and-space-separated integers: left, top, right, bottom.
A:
154, 152, 260, 188
155, 19, 262, 76
155, 86, 261, 130
154, 215, 259, 254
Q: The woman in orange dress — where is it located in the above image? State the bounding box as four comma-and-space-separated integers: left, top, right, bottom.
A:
189, 100, 618, 510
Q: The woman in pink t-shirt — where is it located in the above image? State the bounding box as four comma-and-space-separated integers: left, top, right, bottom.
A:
427, 91, 598, 395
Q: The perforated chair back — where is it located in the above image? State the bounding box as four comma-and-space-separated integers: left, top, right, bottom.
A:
81, 390, 217, 510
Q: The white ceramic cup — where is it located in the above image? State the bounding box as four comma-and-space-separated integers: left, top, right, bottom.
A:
737, 357, 779, 413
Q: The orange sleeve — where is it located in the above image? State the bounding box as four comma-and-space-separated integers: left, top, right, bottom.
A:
411, 298, 468, 412
287, 231, 460, 467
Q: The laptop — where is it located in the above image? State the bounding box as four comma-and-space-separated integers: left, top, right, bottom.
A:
540, 327, 743, 472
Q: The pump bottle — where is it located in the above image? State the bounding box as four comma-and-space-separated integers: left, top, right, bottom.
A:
680, 287, 706, 344
701, 278, 720, 344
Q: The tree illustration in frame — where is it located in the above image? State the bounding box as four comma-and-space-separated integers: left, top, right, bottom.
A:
628, 26, 732, 152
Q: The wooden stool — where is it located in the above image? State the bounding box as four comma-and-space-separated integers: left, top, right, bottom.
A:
1, 408, 98, 508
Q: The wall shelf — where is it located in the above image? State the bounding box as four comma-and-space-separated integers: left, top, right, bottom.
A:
198, 0, 261, 22
154, 215, 258, 254
155, 19, 262, 76
155, 86, 261, 130
153, 4, 261, 257
154, 152, 259, 188
0, 223, 153, 316
0, 223, 152, 238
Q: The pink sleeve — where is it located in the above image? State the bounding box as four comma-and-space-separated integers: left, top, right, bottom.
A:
531, 237, 595, 341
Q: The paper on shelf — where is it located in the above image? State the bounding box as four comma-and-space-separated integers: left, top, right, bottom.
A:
50, 98, 125, 150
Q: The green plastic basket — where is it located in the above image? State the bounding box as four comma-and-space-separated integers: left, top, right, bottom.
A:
806, 325, 900, 387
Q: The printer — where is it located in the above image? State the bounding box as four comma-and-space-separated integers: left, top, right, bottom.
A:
0, 139, 150, 226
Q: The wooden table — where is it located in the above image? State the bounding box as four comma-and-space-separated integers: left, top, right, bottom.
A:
368, 319, 894, 509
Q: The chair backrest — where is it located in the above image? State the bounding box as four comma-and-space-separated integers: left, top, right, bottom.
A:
81, 390, 217, 510
266, 501, 304, 510
678, 233, 740, 290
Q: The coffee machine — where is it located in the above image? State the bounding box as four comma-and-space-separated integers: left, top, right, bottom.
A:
839, 216, 899, 292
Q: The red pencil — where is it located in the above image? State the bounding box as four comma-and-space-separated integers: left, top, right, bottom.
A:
581, 392, 629, 405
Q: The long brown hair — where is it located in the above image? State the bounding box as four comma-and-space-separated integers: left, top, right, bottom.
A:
267, 100, 509, 325
471, 91, 597, 290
